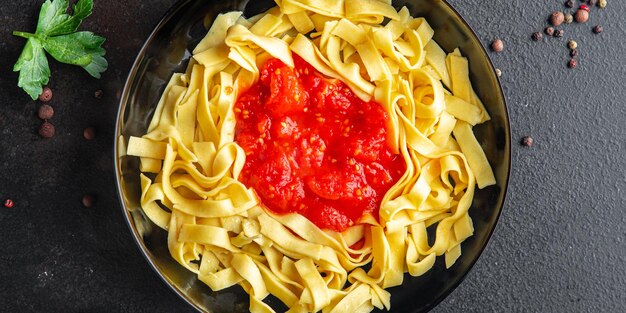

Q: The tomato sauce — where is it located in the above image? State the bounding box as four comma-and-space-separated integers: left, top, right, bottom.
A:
234, 55, 405, 232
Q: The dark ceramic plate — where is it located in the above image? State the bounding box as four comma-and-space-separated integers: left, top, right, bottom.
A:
114, 0, 511, 312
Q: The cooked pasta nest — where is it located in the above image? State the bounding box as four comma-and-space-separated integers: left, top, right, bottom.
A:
124, 0, 496, 312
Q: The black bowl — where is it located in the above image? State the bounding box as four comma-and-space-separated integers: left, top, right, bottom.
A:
114, 0, 511, 312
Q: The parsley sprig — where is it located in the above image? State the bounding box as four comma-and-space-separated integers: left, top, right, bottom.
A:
13, 0, 107, 100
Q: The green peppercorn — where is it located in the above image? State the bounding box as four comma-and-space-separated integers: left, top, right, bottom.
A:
564, 13, 574, 24
568, 40, 578, 50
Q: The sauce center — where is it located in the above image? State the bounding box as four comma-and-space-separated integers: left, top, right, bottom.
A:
234, 56, 405, 232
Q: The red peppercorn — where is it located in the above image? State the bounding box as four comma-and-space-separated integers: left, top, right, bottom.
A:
39, 86, 53, 102
38, 104, 54, 120
4, 199, 14, 208
531, 32, 543, 41
39, 121, 55, 138
550, 11, 565, 26
575, 9, 589, 23
83, 127, 96, 140
579, 4, 590, 12
82, 195, 95, 208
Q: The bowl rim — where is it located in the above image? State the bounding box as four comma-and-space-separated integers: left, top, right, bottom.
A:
113, 0, 512, 312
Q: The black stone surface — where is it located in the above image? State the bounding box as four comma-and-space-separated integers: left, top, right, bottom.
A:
0, 1, 624, 312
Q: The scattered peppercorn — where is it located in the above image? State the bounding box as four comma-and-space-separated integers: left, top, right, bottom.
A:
532, 32, 543, 41
495, 68, 502, 77
39, 121, 55, 138
564, 13, 574, 24
593, 25, 603, 34
568, 58, 578, 69
598, 0, 607, 8
575, 9, 589, 23
565, 0, 575, 8
550, 11, 565, 26
38, 86, 52, 102
4, 199, 14, 208
83, 127, 96, 140
554, 29, 565, 38
588, 0, 596, 6
521, 136, 534, 147
82, 194, 95, 208
37, 104, 54, 120
94, 89, 103, 99
545, 27, 555, 36
570, 49, 579, 57
568, 40, 578, 50
491, 39, 504, 52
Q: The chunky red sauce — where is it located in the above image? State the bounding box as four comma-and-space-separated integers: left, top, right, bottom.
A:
234, 56, 405, 232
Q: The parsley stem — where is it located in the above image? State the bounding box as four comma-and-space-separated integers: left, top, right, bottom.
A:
12, 31, 36, 39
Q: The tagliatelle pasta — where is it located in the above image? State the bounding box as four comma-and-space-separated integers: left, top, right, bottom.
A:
124, 0, 496, 312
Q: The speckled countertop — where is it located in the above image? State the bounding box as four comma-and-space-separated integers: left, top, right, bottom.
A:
0, 0, 624, 312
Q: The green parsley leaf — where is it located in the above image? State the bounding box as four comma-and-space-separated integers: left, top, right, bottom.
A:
43, 32, 107, 78
13, 38, 51, 100
37, 0, 93, 36
12, 0, 105, 100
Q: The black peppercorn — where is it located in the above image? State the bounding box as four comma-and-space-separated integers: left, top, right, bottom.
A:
491, 39, 504, 52
554, 29, 565, 38
94, 90, 103, 99
521, 136, 534, 147
565, 0, 575, 8
593, 25, 603, 34
531, 32, 543, 41
570, 49, 579, 57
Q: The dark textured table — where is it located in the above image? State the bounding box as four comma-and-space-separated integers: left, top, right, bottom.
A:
1, 1, 624, 312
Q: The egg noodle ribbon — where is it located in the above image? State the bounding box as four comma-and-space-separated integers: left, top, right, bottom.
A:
124, 0, 496, 312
